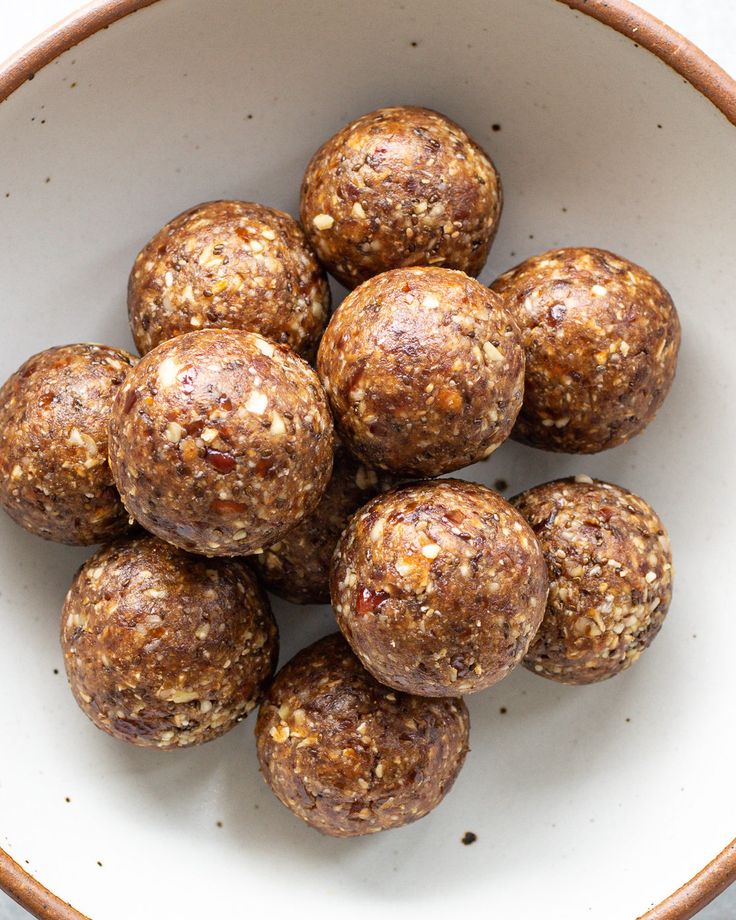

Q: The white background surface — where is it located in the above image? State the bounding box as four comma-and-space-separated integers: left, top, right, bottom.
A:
0, 1, 734, 918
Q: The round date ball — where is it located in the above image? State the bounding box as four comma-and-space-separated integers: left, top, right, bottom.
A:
0, 343, 136, 544
61, 535, 278, 749
491, 247, 681, 453
253, 446, 392, 605
128, 201, 330, 360
109, 329, 334, 556
331, 479, 549, 696
512, 476, 673, 684
255, 633, 469, 836
317, 267, 524, 477
301, 106, 502, 289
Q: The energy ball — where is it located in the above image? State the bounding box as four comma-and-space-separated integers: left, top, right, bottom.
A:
128, 200, 330, 360
331, 479, 548, 696
491, 247, 681, 453
301, 106, 502, 288
109, 329, 333, 556
512, 476, 673, 684
317, 267, 524, 477
253, 445, 392, 605
255, 633, 469, 836
0, 344, 135, 544
61, 535, 278, 749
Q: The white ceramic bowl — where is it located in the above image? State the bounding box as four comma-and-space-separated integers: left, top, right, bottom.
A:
1, 2, 735, 918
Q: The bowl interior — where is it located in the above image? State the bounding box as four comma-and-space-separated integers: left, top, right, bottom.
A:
0, 1, 735, 918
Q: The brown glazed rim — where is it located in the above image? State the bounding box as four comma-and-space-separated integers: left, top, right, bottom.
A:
0, 0, 734, 918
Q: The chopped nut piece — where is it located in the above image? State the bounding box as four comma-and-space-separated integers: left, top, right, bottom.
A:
245, 391, 268, 415
165, 421, 185, 444
312, 213, 335, 230
355, 465, 378, 490
270, 722, 290, 743
166, 689, 200, 704
483, 341, 503, 363
254, 337, 275, 358
269, 412, 286, 436
68, 427, 84, 448
157, 357, 179, 388
200, 427, 219, 444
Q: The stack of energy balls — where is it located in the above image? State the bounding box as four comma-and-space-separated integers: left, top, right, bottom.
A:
0, 106, 678, 837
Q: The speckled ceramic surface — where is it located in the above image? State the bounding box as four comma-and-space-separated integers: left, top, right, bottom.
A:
0, 1, 734, 918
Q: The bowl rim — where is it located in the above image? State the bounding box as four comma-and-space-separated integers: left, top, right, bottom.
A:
0, 1, 734, 918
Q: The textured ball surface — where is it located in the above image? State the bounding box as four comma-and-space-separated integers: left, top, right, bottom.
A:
512, 476, 673, 684
317, 267, 523, 476
0, 343, 135, 544
255, 633, 469, 836
253, 445, 392, 604
332, 479, 548, 696
109, 329, 334, 556
128, 201, 330, 360
61, 535, 278, 748
301, 106, 502, 288
491, 247, 680, 453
